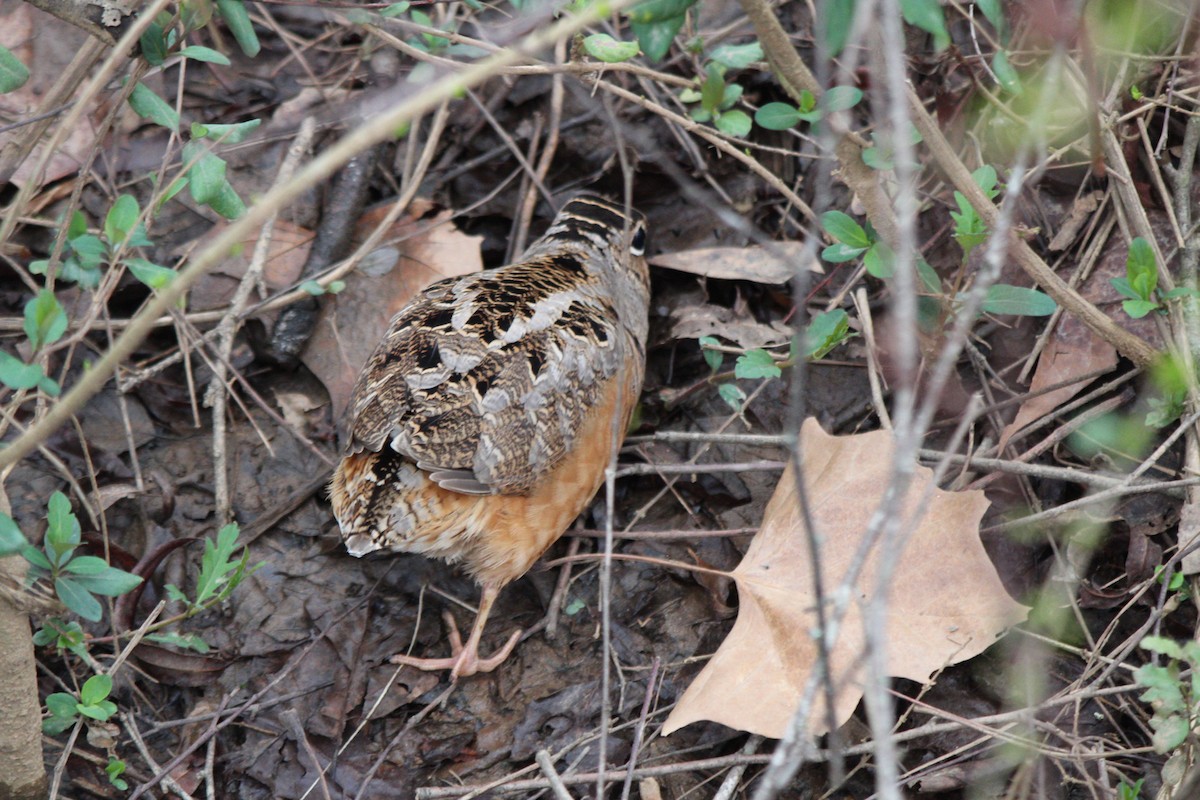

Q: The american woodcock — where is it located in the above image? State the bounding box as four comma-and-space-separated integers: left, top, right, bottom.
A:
330, 195, 650, 679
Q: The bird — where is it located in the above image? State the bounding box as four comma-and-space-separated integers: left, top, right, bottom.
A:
329, 194, 650, 679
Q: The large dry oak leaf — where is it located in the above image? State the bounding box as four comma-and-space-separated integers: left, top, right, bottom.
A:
664, 419, 1027, 738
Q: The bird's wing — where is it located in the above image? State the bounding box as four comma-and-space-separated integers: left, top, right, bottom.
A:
344, 255, 635, 495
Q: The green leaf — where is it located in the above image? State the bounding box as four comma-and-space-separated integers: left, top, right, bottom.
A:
971, 164, 1000, 198
193, 523, 245, 606
106, 757, 128, 790
700, 63, 725, 114
1142, 635, 1185, 660
981, 285, 1057, 316
698, 336, 723, 372
381, 2, 411, 16
191, 118, 262, 144
215, 0, 261, 57
146, 631, 211, 653
992, 50, 1021, 95
21, 545, 52, 571
46, 491, 79, 557
207, 180, 246, 219
804, 309, 852, 359
139, 21, 169, 66
128, 82, 180, 131
55, 576, 102, 621
183, 142, 228, 205
46, 692, 79, 719
916, 258, 941, 293
69, 233, 107, 265
631, 16, 685, 62
755, 102, 802, 130
718, 382, 746, 411
709, 41, 762, 69
735, 348, 782, 379
820, 0, 856, 55
582, 33, 640, 63
104, 194, 140, 245
71, 567, 143, 597
0, 352, 44, 390
179, 45, 232, 65
1126, 237, 1157, 299
79, 673, 112, 705
42, 714, 77, 735
627, 0, 697, 24
900, 0, 949, 50
822, 85, 863, 112
0, 513, 25, 556
821, 242, 868, 263
1150, 713, 1190, 753
126, 258, 176, 290
77, 699, 117, 721
719, 83, 743, 110
1122, 299, 1160, 319
24, 289, 68, 351
1110, 276, 1137, 300
62, 555, 109, 575
821, 210, 870, 248
975, 0, 1006, 36
66, 210, 88, 240
716, 109, 752, 137
299, 279, 325, 296
862, 241, 895, 278
181, 0, 214, 32
0, 44, 30, 93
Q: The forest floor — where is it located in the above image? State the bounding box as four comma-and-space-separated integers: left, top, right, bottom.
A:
1, 0, 1197, 798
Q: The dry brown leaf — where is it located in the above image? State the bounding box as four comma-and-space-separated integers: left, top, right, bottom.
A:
188, 220, 315, 312
997, 229, 1164, 452
663, 419, 1026, 738
303, 205, 482, 421
650, 243, 820, 284
0, 3, 99, 186
996, 315, 1117, 452
671, 303, 794, 350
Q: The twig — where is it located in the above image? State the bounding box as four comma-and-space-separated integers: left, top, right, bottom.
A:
536, 751, 576, 800
207, 118, 316, 523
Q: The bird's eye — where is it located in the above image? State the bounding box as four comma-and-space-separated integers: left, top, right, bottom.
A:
630, 224, 647, 256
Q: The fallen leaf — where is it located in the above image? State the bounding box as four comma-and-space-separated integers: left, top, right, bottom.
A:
302, 204, 483, 420
998, 228, 1164, 452
671, 303, 794, 351
650, 243, 820, 284
188, 219, 315, 312
663, 419, 1026, 738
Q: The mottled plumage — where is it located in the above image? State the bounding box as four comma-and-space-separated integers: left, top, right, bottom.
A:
330, 195, 649, 678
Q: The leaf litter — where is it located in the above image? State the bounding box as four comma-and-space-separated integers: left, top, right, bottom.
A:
665, 419, 1027, 738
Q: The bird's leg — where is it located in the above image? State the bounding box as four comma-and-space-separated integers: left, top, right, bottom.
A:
390, 583, 522, 680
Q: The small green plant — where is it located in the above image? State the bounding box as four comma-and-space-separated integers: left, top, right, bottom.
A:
165, 523, 260, 615
861, 124, 924, 170
1135, 635, 1200, 752
1117, 777, 1144, 800
0, 492, 142, 622
1112, 237, 1162, 318
106, 756, 130, 791
951, 165, 999, 255
754, 86, 863, 131
697, 309, 854, 412
820, 210, 897, 279
43, 673, 117, 735
0, 287, 67, 395
677, 46, 761, 138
